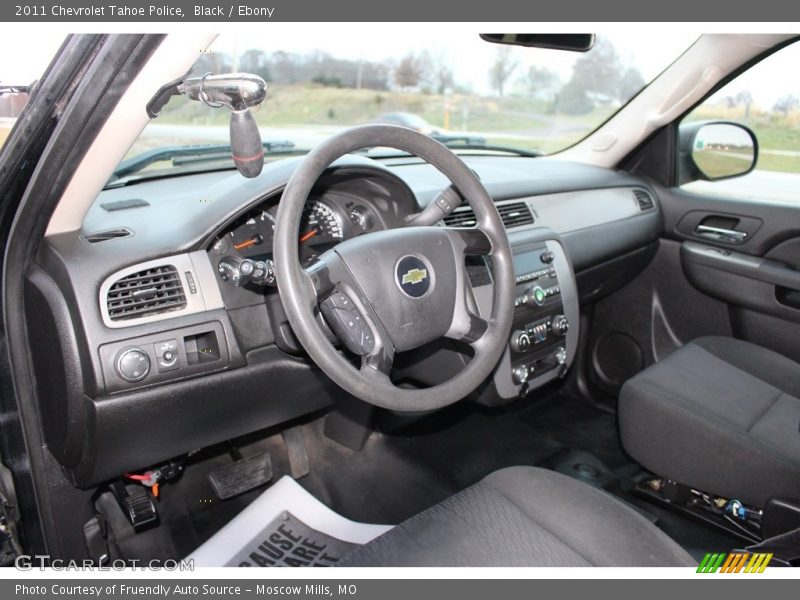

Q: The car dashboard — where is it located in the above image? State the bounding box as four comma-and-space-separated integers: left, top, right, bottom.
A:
32, 153, 661, 487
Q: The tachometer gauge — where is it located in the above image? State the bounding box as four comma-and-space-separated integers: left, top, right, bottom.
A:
228, 209, 273, 259
299, 200, 344, 247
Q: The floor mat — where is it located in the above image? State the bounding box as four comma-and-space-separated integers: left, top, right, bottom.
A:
295, 393, 742, 561
187, 476, 391, 567
297, 401, 564, 525
125, 392, 740, 564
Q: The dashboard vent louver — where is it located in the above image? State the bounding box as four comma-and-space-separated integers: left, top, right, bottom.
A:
443, 201, 534, 229
497, 202, 535, 227
106, 265, 186, 321
84, 228, 132, 243
442, 209, 478, 228
633, 189, 655, 211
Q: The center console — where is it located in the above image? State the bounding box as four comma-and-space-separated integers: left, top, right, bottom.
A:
473, 234, 579, 402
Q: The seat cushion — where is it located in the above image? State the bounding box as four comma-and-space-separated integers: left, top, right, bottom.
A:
620, 336, 800, 507
338, 466, 694, 567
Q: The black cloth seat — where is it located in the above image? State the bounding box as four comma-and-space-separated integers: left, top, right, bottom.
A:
338, 466, 694, 567
620, 336, 800, 507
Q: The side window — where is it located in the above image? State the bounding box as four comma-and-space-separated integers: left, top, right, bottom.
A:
0, 33, 65, 149
680, 41, 800, 203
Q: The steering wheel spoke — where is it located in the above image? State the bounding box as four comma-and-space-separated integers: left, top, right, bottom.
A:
448, 310, 490, 346
361, 341, 395, 378
304, 253, 338, 302
307, 250, 396, 362
442, 227, 492, 256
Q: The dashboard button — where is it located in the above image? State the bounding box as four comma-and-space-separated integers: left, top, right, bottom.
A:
155, 339, 178, 355
154, 339, 180, 372
527, 286, 547, 307
320, 294, 374, 355
116, 348, 151, 382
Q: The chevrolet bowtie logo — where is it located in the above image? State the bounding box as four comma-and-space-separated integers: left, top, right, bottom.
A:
402, 268, 428, 285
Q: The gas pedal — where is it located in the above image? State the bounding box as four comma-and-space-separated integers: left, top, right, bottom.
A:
208, 452, 273, 500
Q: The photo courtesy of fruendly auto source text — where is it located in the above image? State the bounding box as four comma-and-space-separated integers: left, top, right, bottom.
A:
0, 0, 798, 597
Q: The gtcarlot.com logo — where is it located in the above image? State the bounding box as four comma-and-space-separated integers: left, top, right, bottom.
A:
697, 552, 772, 573
14, 555, 194, 571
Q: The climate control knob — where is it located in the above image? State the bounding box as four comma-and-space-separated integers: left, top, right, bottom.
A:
512, 364, 530, 385
555, 346, 567, 365
552, 314, 570, 336
510, 330, 531, 353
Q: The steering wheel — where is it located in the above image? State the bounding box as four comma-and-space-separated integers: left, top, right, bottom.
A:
273, 125, 515, 411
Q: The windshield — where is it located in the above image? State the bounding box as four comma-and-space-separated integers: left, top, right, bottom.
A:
119, 31, 697, 181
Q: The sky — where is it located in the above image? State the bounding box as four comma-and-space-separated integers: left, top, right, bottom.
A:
1, 29, 797, 109
703, 42, 800, 109
0, 29, 695, 93
210, 29, 699, 95
0, 34, 65, 83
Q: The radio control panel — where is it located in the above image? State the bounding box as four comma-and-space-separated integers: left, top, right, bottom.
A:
492, 239, 579, 399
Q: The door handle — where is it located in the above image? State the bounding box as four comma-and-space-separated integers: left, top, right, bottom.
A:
695, 224, 748, 244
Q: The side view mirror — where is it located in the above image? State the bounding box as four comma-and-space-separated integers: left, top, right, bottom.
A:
678, 121, 758, 185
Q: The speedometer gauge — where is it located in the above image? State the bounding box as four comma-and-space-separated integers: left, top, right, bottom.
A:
299, 200, 344, 247
209, 197, 351, 271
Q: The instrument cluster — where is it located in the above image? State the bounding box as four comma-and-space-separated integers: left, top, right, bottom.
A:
209, 192, 381, 288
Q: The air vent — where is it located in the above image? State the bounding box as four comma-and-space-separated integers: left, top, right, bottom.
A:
443, 209, 478, 228
106, 265, 186, 321
84, 228, 132, 244
633, 189, 655, 211
443, 201, 534, 229
497, 202, 534, 227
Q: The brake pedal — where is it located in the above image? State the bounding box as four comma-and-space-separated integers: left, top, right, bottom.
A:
208, 452, 272, 500
282, 425, 310, 479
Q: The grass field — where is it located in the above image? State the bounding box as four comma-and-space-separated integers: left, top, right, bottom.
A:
160, 84, 553, 131
156, 84, 608, 154
19, 85, 799, 170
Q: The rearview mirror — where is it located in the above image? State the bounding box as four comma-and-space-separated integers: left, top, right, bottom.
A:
679, 121, 758, 184
479, 34, 595, 52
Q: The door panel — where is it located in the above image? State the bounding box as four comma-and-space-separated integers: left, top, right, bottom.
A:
657, 184, 800, 360
584, 184, 800, 398
662, 184, 800, 316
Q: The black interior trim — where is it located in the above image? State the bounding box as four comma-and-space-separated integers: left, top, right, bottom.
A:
1, 34, 165, 558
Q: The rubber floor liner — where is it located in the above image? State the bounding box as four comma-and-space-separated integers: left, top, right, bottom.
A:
188, 476, 391, 566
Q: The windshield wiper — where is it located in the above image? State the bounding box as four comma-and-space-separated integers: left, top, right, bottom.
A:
108, 140, 297, 184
